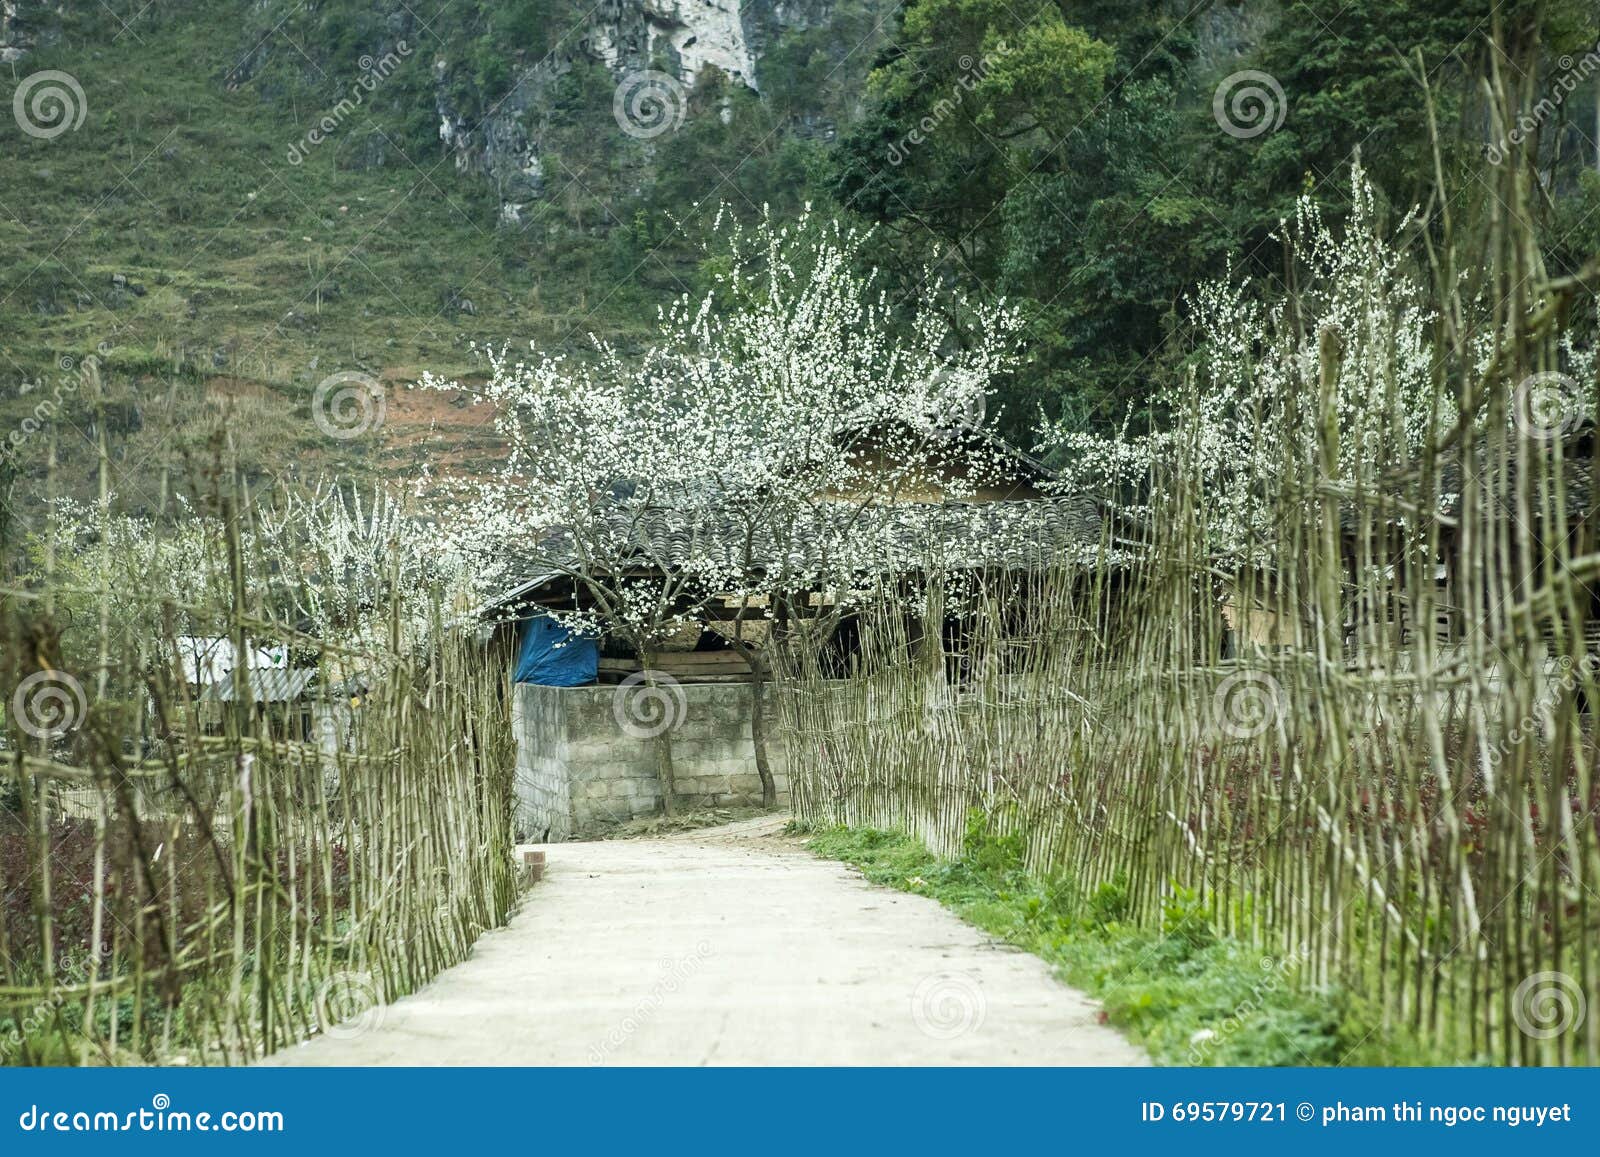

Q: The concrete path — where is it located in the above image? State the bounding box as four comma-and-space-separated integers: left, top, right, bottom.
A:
266, 818, 1145, 1066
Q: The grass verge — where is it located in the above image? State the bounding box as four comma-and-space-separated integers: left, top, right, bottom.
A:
795, 816, 1449, 1066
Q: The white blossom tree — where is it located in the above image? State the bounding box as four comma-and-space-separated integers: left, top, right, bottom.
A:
1041, 167, 1443, 561
257, 482, 468, 655
31, 484, 465, 751
420, 208, 1024, 813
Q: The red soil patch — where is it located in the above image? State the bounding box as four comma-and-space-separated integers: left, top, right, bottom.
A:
375, 369, 506, 481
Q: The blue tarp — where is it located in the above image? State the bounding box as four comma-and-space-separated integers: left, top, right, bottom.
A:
513, 615, 599, 686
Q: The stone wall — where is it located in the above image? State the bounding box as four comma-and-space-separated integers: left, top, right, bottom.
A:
512, 682, 787, 839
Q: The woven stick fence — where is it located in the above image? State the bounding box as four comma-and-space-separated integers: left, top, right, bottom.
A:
777, 189, 1600, 1066
1, 485, 518, 1065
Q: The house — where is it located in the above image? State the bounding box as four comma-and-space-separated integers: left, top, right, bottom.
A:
1222, 424, 1598, 663
176, 635, 288, 687
202, 666, 319, 741
485, 423, 1113, 680
487, 424, 1118, 840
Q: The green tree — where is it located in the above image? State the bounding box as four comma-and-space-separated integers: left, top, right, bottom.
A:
834, 0, 1116, 273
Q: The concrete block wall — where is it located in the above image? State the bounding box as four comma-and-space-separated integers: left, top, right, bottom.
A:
512, 682, 788, 839
511, 685, 574, 842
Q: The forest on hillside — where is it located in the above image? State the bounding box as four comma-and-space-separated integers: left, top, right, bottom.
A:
3, 0, 1599, 514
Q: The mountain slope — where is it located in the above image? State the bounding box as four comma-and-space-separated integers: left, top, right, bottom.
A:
0, 0, 889, 504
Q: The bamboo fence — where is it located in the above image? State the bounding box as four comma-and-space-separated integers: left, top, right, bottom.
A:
0, 491, 519, 1065
777, 201, 1600, 1066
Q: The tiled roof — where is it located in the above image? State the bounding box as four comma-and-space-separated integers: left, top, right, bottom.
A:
1337, 435, 1595, 534
489, 496, 1109, 612
204, 667, 318, 703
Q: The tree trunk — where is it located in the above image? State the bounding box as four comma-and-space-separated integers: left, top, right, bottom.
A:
748, 651, 777, 809
728, 636, 777, 809
643, 665, 677, 817
653, 730, 677, 817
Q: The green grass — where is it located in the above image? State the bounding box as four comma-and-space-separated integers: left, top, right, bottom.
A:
0, 6, 679, 379
0, 2, 796, 501
795, 815, 1451, 1066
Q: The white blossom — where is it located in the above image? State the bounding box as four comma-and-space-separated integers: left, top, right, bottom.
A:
419, 208, 1026, 647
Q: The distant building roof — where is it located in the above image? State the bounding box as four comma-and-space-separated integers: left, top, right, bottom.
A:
204, 667, 317, 703
1336, 425, 1595, 536
176, 636, 288, 685
486, 496, 1110, 616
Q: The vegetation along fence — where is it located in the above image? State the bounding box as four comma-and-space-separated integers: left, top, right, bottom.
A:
1, 477, 518, 1065
779, 162, 1600, 1065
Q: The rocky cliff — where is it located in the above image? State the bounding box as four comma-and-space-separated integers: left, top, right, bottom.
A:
6, 1, 879, 220
1, 0, 59, 63
431, 0, 862, 221
208, 0, 881, 223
